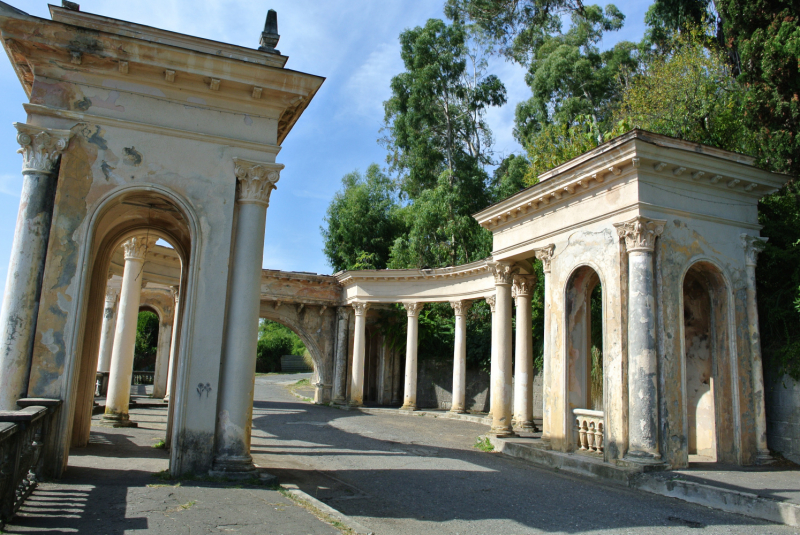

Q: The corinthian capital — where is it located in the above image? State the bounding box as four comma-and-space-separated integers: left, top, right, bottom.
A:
741, 234, 768, 267
614, 216, 666, 253
122, 236, 154, 261
512, 274, 537, 297
352, 301, 370, 317
534, 244, 556, 273
450, 300, 472, 316
489, 261, 516, 285
104, 287, 118, 307
403, 302, 424, 318
14, 123, 72, 175
485, 295, 496, 313
233, 157, 283, 206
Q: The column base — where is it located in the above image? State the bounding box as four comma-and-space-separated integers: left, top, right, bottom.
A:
449, 407, 466, 414
99, 413, 138, 428
347, 401, 363, 409
514, 420, 538, 432
488, 426, 517, 438
400, 403, 417, 411
624, 450, 663, 465
210, 455, 257, 479
755, 450, 775, 465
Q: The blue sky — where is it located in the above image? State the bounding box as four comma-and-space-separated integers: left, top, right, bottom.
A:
0, 0, 652, 297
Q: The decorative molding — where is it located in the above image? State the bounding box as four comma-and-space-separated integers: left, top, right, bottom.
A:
404, 302, 424, 318
512, 274, 537, 297
118, 60, 129, 74
614, 217, 666, 253
170, 285, 180, 303
209, 78, 221, 91
534, 244, 556, 273
165, 69, 176, 82
450, 300, 473, 316
252, 86, 263, 99
486, 295, 496, 313
233, 158, 284, 207
14, 123, 72, 174
741, 234, 768, 267
352, 301, 370, 316
122, 236, 153, 261
489, 261, 515, 285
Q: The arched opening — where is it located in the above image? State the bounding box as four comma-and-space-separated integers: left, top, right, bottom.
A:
682, 261, 737, 464
68, 188, 193, 467
132, 308, 159, 397
565, 265, 604, 453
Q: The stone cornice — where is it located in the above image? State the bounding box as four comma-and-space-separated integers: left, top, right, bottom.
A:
335, 258, 492, 285
614, 217, 666, 253
474, 131, 788, 233
14, 123, 71, 174
233, 158, 283, 207
741, 234, 768, 267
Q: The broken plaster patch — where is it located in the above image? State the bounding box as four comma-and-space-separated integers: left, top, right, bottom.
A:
123, 147, 143, 166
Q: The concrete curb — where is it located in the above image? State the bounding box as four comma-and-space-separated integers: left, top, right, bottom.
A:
281, 483, 374, 535
634, 475, 800, 527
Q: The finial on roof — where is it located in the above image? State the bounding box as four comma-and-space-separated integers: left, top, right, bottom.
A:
259, 9, 280, 54
62, 0, 80, 11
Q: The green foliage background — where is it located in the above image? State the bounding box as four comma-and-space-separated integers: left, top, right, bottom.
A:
256, 319, 307, 373
134, 310, 159, 371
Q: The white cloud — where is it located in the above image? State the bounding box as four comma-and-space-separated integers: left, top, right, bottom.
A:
339, 42, 402, 122
0, 175, 20, 197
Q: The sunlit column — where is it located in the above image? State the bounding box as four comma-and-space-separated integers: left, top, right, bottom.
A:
449, 300, 472, 413
489, 261, 515, 437
332, 307, 349, 404
96, 283, 118, 396
513, 274, 536, 431
401, 303, 423, 410
349, 301, 370, 406
534, 244, 555, 440
164, 286, 180, 402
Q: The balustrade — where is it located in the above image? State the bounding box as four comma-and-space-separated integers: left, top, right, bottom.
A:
573, 408, 604, 454
0, 399, 61, 529
131, 371, 155, 385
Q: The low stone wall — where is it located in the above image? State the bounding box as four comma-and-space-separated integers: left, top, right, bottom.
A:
766, 373, 800, 464
415, 359, 543, 416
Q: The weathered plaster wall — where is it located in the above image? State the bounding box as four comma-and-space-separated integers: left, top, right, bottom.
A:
766, 374, 800, 465
415, 360, 490, 412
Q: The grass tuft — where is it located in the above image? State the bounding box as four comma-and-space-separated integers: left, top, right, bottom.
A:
474, 436, 495, 452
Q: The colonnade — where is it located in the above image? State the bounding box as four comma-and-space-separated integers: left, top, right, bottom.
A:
333, 262, 539, 437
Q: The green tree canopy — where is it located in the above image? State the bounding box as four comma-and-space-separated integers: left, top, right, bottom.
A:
134, 310, 159, 371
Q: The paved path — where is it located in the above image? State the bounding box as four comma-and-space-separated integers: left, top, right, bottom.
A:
3, 395, 340, 535
254, 374, 800, 535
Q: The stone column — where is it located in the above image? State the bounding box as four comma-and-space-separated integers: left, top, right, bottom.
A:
102, 236, 153, 427
615, 217, 665, 462
534, 245, 555, 440
0, 124, 71, 410
450, 300, 472, 413
332, 307, 349, 404
212, 159, 282, 476
349, 302, 370, 406
164, 286, 180, 402
96, 285, 119, 396
513, 274, 537, 431
741, 234, 773, 464
489, 262, 516, 437
487, 294, 497, 416
401, 303, 423, 411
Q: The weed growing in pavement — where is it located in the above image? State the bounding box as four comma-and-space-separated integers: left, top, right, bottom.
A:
179, 500, 196, 510
153, 439, 166, 449
295, 378, 310, 386
474, 436, 495, 452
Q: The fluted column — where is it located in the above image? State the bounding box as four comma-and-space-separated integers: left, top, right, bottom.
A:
513, 274, 537, 431
450, 300, 472, 413
332, 307, 350, 404
213, 159, 282, 475
615, 216, 665, 462
164, 286, 180, 402
401, 303, 424, 410
741, 234, 773, 464
489, 261, 516, 437
349, 302, 370, 406
0, 124, 71, 410
102, 236, 153, 427
534, 245, 555, 440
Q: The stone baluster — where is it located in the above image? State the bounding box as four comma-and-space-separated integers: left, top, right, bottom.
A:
513, 274, 537, 431
534, 245, 555, 440
615, 216, 665, 462
0, 124, 71, 410
102, 236, 154, 427
212, 158, 282, 476
401, 303, 423, 411
489, 261, 516, 437
164, 286, 180, 402
574, 409, 604, 454
349, 302, 370, 406
741, 234, 773, 464
449, 300, 472, 414
332, 307, 350, 405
